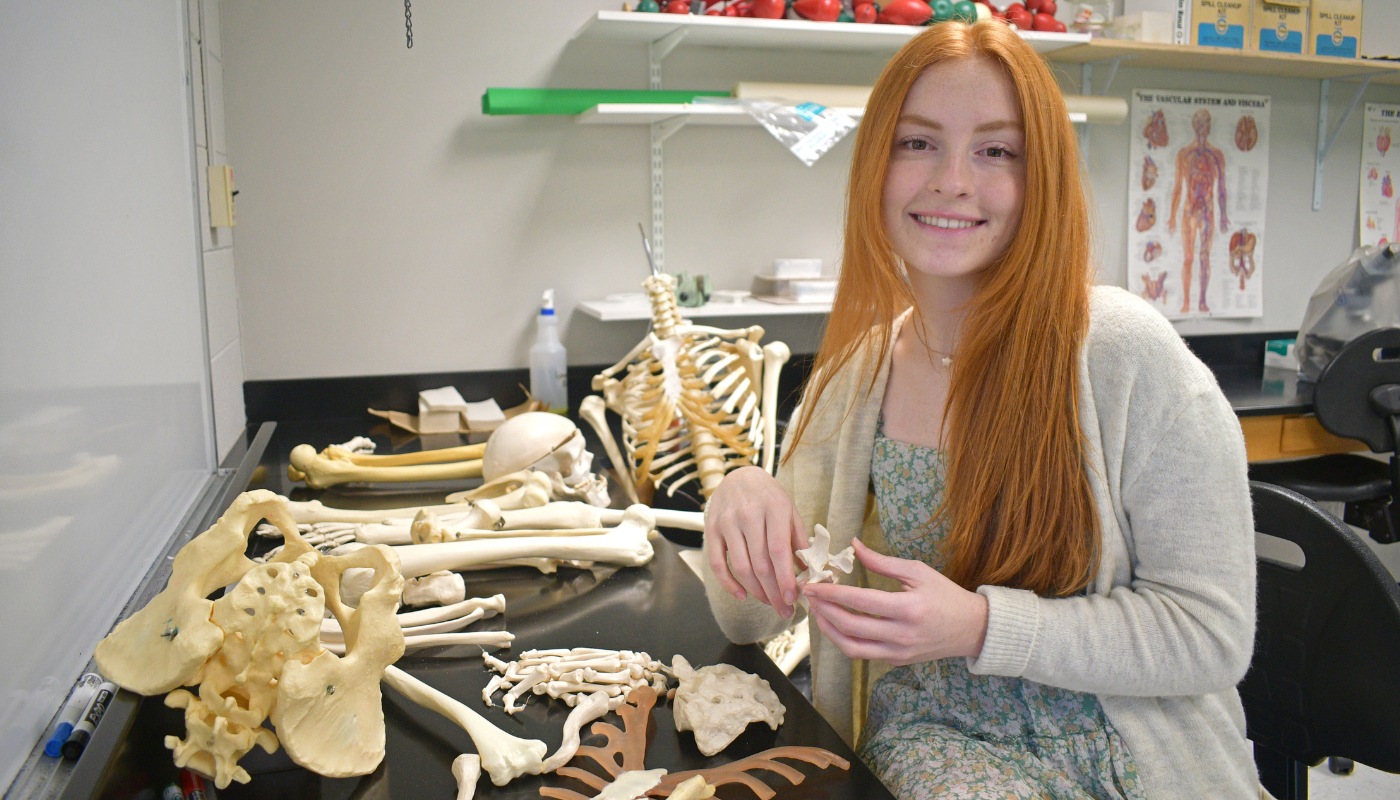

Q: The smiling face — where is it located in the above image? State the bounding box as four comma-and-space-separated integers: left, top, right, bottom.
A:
882, 57, 1026, 294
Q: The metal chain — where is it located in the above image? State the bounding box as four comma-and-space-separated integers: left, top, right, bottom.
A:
404, 0, 413, 49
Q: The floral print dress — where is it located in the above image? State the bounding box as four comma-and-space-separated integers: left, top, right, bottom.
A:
859, 420, 1148, 800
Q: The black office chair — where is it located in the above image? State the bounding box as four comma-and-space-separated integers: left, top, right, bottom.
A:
1249, 327, 1400, 544
1240, 481, 1400, 800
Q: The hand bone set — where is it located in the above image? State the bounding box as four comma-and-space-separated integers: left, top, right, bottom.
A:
287, 411, 609, 507
581, 274, 791, 505
481, 647, 671, 715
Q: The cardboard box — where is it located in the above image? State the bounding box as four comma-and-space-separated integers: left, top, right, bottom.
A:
1252, 1, 1308, 54
1125, 1, 1193, 44
1192, 0, 1250, 49
1112, 11, 1176, 43
1310, 0, 1362, 58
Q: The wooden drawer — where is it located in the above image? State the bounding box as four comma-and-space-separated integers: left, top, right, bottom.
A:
1240, 414, 1368, 462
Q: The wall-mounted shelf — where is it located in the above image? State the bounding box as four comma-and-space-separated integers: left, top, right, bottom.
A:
1045, 38, 1400, 85
578, 295, 830, 322
577, 102, 1087, 126
574, 10, 1090, 54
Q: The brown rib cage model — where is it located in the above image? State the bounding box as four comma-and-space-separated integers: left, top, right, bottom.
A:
539, 685, 849, 800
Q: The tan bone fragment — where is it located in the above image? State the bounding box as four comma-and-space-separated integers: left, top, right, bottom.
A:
452, 753, 482, 800
670, 655, 785, 757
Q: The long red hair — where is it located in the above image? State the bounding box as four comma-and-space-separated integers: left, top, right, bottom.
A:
786, 20, 1098, 597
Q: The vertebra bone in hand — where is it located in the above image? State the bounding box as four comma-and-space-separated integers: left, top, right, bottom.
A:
794, 523, 854, 607
581, 274, 790, 502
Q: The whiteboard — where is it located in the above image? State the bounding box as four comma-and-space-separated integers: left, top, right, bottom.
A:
0, 1, 214, 789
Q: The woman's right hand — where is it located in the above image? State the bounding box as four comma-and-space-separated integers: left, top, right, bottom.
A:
704, 465, 808, 619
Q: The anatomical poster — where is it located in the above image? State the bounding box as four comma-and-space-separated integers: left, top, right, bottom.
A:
1359, 103, 1400, 249
1128, 89, 1269, 319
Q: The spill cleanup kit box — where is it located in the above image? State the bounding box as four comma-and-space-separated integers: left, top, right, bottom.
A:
1193, 0, 1250, 49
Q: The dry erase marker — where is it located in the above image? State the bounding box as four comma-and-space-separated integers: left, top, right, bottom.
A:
43, 674, 99, 757
60, 680, 117, 759
180, 769, 209, 800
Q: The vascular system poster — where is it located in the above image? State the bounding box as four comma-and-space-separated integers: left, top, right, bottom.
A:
1128, 89, 1270, 320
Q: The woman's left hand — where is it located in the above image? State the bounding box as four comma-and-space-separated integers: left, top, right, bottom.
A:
802, 539, 989, 666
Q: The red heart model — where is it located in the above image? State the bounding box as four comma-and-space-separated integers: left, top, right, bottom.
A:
793, 0, 842, 22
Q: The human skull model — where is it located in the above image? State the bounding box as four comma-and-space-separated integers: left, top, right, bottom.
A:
94, 490, 406, 788
669, 655, 785, 757
482, 413, 608, 506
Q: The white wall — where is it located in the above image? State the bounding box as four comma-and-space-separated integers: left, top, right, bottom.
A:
222, 0, 1400, 380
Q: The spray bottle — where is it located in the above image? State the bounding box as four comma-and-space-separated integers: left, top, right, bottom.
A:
530, 289, 569, 413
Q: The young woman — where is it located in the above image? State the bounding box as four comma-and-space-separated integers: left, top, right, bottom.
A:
701, 20, 1258, 800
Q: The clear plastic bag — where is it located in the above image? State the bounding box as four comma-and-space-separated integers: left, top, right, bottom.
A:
695, 97, 857, 166
1297, 243, 1400, 381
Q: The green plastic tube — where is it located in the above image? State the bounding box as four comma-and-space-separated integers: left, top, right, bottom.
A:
482, 88, 731, 116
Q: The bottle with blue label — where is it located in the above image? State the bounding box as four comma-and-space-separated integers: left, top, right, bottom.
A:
530, 289, 569, 413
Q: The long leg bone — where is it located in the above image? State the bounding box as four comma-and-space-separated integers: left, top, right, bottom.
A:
325, 442, 485, 467
393, 506, 655, 579
284, 498, 472, 525
382, 665, 547, 785
288, 443, 489, 483
289, 444, 483, 489
406, 502, 610, 544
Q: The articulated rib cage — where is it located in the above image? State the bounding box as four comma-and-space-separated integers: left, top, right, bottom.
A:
587, 274, 787, 502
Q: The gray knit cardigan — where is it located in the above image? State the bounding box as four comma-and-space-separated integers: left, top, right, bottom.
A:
701, 285, 1260, 799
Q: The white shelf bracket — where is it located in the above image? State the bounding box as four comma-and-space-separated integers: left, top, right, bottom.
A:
1313, 74, 1376, 211
654, 115, 689, 144
645, 27, 688, 273
648, 28, 688, 90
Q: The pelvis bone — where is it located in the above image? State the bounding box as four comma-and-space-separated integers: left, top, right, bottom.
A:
580, 274, 790, 505
94, 490, 406, 788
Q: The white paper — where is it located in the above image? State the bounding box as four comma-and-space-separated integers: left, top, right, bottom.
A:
418, 385, 468, 411
1127, 89, 1269, 319
1359, 103, 1400, 249
463, 398, 505, 430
